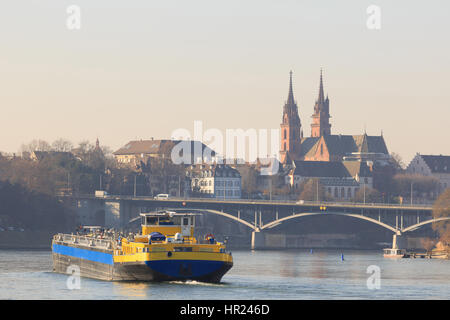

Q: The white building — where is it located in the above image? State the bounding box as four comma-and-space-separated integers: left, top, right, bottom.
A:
187, 164, 242, 199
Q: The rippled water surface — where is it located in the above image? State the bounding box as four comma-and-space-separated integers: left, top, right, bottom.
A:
0, 249, 449, 299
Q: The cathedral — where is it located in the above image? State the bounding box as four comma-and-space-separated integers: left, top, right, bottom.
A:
279, 70, 390, 165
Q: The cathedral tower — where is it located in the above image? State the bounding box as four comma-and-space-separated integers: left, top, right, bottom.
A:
280, 71, 303, 163
311, 70, 331, 137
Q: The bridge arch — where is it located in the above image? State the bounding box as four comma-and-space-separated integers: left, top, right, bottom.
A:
401, 217, 450, 233
260, 212, 399, 233
189, 209, 258, 231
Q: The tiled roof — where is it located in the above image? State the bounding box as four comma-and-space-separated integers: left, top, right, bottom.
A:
342, 160, 372, 177
300, 137, 320, 157
292, 160, 372, 179
113, 140, 215, 157
300, 134, 389, 158
292, 161, 351, 178
421, 155, 450, 173
188, 164, 241, 178
319, 178, 360, 187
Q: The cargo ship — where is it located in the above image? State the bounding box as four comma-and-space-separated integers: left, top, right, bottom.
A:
52, 210, 233, 283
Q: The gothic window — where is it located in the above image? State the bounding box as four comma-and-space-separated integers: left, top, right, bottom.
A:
284, 129, 287, 139
320, 144, 323, 156
284, 142, 286, 151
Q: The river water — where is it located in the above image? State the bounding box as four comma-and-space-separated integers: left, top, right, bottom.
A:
0, 249, 448, 300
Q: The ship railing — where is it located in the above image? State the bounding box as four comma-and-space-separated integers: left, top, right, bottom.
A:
54, 233, 115, 249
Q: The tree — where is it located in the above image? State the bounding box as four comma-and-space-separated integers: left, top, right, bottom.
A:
19, 139, 52, 154
298, 178, 333, 202
432, 188, 450, 245
52, 138, 73, 152
352, 187, 382, 203
390, 152, 405, 172
393, 173, 439, 200
236, 165, 259, 197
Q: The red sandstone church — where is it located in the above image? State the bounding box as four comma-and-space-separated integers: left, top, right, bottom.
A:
279, 70, 390, 165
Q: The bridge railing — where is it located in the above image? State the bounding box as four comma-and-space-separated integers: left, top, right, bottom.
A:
53, 233, 115, 249
71, 194, 432, 209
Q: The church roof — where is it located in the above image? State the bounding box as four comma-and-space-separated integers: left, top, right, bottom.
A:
300, 134, 389, 158
291, 161, 351, 178
300, 137, 320, 157
291, 160, 372, 179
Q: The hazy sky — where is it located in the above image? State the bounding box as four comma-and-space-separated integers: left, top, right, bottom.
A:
0, 1, 449, 164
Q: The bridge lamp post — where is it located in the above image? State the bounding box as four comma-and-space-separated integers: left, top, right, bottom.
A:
363, 182, 366, 204
316, 179, 319, 203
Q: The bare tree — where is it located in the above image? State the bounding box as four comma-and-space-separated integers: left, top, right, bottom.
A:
19, 139, 52, 154
52, 138, 73, 152
432, 188, 450, 245
390, 152, 405, 171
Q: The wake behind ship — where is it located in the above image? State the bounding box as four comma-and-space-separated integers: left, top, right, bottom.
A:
52, 210, 233, 283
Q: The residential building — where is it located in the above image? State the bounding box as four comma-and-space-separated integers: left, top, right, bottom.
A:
406, 154, 450, 194
186, 164, 242, 199
113, 139, 216, 170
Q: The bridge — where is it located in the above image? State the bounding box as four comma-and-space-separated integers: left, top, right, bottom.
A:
69, 195, 448, 250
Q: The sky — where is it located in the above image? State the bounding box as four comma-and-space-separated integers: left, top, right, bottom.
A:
0, 0, 449, 164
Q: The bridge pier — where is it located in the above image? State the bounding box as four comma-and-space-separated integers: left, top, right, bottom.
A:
392, 233, 406, 249
251, 231, 265, 250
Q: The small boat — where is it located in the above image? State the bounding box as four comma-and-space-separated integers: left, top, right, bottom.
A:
383, 248, 410, 258
52, 210, 233, 283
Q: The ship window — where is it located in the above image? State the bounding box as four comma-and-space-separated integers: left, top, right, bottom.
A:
183, 217, 190, 225
145, 217, 158, 225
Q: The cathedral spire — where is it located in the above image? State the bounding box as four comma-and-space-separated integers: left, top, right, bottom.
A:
311, 69, 331, 137
287, 70, 295, 105
318, 69, 325, 103
280, 70, 302, 163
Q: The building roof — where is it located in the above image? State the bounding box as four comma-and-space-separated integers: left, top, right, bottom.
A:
292, 161, 351, 178
300, 134, 389, 158
420, 155, 450, 174
30, 151, 74, 161
291, 160, 372, 179
188, 163, 241, 179
113, 139, 215, 159
319, 178, 360, 187
342, 160, 372, 177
